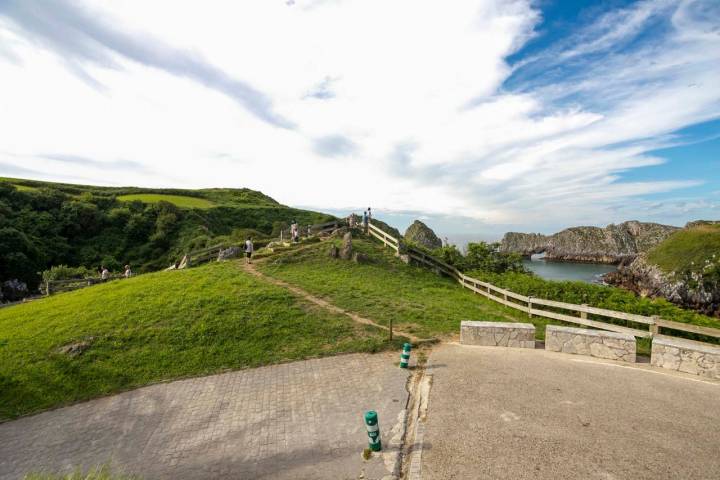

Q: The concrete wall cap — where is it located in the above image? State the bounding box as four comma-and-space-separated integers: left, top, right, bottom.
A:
546, 325, 635, 341
652, 334, 720, 355
461, 321, 535, 330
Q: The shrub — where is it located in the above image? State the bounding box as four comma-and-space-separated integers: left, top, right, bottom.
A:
42, 265, 96, 282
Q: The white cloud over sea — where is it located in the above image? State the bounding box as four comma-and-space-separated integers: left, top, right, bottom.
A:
0, 0, 718, 233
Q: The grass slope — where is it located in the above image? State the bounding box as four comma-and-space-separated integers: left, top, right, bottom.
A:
648, 224, 720, 275
258, 236, 720, 349
258, 238, 552, 340
0, 261, 401, 420
116, 194, 215, 209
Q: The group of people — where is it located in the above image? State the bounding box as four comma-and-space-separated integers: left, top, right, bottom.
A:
348, 207, 372, 231
97, 264, 133, 281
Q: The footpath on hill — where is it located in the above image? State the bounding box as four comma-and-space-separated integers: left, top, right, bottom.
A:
241, 261, 425, 343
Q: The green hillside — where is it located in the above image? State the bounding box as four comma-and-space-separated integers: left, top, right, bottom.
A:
116, 193, 215, 209
258, 237, 550, 339
0, 261, 401, 420
0, 177, 334, 293
648, 223, 720, 279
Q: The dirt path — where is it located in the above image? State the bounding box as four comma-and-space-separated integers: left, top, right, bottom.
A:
241, 261, 425, 343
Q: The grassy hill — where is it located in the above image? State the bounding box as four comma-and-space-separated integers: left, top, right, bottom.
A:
0, 260, 401, 420
647, 223, 720, 277
0, 177, 334, 294
3, 232, 720, 420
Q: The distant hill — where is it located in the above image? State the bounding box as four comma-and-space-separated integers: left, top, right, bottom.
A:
0, 177, 334, 295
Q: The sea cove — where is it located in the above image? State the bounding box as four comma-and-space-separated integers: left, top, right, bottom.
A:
522, 256, 617, 284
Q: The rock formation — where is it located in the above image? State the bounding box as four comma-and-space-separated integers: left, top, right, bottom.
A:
404, 220, 442, 250
340, 232, 353, 260
499, 221, 679, 264
605, 254, 719, 317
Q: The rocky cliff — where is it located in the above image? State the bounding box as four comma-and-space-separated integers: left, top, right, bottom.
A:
499, 221, 679, 264
404, 220, 443, 250
605, 254, 719, 317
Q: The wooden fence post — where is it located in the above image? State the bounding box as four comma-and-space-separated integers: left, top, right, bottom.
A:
580, 304, 588, 320
45, 280, 50, 296
650, 316, 660, 336
528, 296, 533, 318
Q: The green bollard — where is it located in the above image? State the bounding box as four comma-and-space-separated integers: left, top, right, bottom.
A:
364, 410, 382, 451
399, 343, 411, 368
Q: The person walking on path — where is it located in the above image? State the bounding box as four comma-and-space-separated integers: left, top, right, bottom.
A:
124, 265, 133, 278
245, 237, 254, 264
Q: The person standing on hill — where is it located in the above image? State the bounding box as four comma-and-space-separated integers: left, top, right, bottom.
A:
290, 220, 298, 243
124, 265, 133, 278
368, 207, 372, 221
101, 266, 110, 282
245, 237, 254, 264
363, 210, 368, 229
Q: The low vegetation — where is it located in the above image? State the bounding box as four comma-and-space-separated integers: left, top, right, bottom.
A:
23, 465, 139, 480
647, 223, 720, 289
0, 261, 402, 420
468, 270, 720, 332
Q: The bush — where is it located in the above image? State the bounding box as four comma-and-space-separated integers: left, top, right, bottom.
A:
42, 265, 97, 282
430, 242, 526, 274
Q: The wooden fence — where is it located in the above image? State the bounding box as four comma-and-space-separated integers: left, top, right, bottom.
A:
42, 275, 125, 296
366, 221, 720, 342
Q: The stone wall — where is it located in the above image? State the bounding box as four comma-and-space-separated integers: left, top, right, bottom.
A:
460, 321, 535, 348
651, 335, 720, 380
545, 325, 636, 363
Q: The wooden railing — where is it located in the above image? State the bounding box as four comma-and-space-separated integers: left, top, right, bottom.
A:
187, 244, 225, 265
42, 275, 125, 296
367, 222, 400, 250
366, 225, 720, 342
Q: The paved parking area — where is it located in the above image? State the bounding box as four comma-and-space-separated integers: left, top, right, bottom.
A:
421, 343, 720, 480
0, 353, 408, 480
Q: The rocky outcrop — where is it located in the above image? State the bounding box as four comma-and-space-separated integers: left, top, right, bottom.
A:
340, 232, 353, 260
499, 221, 679, 264
404, 220, 442, 250
1, 279, 29, 302
604, 254, 719, 317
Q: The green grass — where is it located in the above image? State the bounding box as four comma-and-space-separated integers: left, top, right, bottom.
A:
648, 224, 720, 275
23, 465, 139, 480
258, 238, 553, 340
116, 193, 215, 209
0, 261, 403, 420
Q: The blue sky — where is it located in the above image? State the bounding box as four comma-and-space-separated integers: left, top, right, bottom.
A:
0, 0, 718, 240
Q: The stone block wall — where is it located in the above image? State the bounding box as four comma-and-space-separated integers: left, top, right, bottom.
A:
460, 321, 535, 348
545, 325, 636, 363
651, 335, 720, 380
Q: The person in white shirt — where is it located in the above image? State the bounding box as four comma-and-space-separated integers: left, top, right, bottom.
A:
124, 265, 132, 278
245, 237, 254, 264
101, 267, 110, 282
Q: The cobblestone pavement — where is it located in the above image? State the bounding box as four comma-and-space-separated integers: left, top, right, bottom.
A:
420, 343, 720, 480
0, 353, 409, 480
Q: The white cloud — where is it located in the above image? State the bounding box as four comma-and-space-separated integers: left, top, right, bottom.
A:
0, 0, 718, 231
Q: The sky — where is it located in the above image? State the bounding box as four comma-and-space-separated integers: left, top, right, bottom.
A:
0, 0, 718, 240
